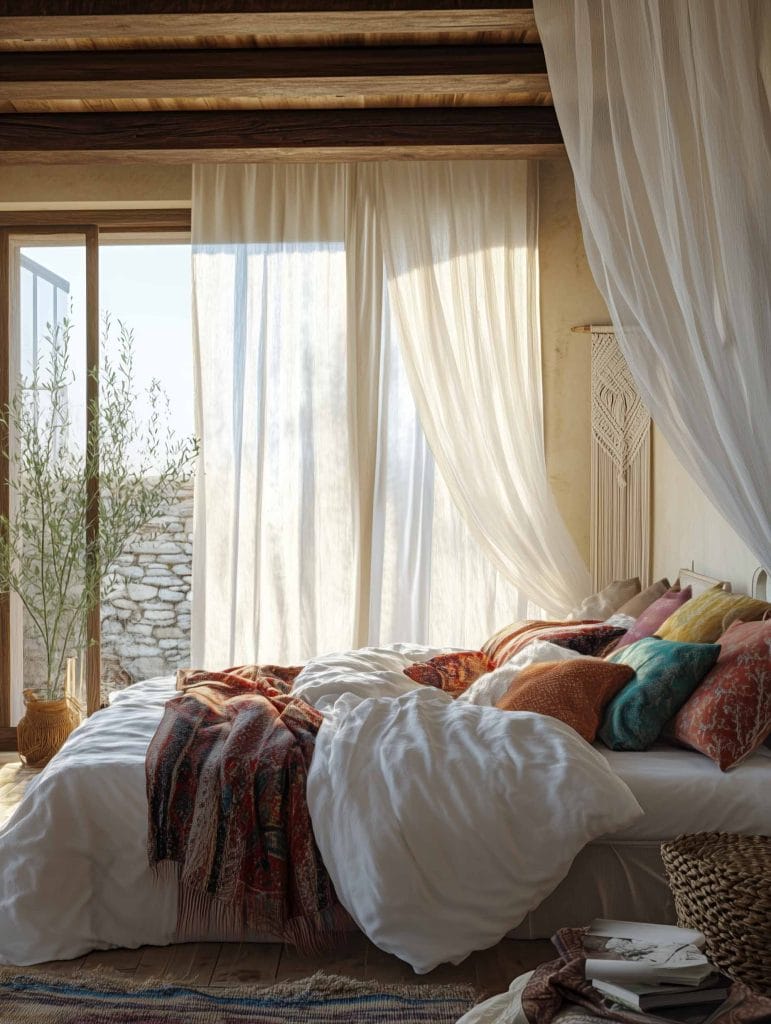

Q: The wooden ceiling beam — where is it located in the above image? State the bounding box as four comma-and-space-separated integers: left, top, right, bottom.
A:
0, 106, 563, 162
0, 45, 550, 111
0, 10, 538, 51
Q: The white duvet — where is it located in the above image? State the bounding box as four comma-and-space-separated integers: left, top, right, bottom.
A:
0, 644, 642, 970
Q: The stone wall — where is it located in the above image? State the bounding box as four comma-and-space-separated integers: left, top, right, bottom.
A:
101, 481, 194, 694
22, 481, 195, 701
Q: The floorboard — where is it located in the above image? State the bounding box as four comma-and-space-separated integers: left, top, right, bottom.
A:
0, 756, 555, 996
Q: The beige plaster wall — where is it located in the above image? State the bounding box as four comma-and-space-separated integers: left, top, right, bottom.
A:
0, 164, 191, 209
651, 426, 760, 595
538, 157, 607, 566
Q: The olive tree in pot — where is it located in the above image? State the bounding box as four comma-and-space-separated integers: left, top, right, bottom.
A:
0, 316, 197, 766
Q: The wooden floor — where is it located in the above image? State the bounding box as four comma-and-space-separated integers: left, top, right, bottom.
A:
0, 755, 554, 996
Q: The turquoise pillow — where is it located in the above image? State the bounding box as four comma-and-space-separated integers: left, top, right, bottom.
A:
600, 637, 720, 751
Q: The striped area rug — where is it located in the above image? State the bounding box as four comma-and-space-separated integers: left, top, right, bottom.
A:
0, 969, 477, 1023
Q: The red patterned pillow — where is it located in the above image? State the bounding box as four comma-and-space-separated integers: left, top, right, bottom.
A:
481, 620, 625, 668
404, 651, 495, 697
672, 619, 771, 770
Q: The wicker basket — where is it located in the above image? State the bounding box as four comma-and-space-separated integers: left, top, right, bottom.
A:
17, 689, 79, 768
661, 832, 771, 995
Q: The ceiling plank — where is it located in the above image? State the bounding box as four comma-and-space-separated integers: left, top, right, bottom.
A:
0, 11, 538, 51
0, 45, 550, 111
0, 106, 562, 162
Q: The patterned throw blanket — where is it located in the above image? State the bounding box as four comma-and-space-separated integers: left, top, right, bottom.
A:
146, 664, 351, 953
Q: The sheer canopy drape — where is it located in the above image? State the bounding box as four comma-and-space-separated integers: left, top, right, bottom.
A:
192, 162, 583, 666
376, 161, 590, 615
535, 0, 771, 567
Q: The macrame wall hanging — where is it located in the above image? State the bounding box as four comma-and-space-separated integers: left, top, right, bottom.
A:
590, 326, 651, 589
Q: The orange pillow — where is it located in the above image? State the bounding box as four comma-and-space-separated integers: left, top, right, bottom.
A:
404, 651, 495, 697
495, 659, 635, 742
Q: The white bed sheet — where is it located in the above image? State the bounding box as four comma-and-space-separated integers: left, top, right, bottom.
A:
601, 742, 771, 841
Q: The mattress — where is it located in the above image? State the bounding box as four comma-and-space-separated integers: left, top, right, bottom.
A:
509, 742, 771, 939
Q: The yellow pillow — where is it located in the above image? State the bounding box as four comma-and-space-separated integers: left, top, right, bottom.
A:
656, 585, 771, 643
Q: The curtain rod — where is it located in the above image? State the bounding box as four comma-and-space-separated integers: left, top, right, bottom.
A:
571, 323, 613, 333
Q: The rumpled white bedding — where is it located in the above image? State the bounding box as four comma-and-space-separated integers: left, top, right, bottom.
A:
0, 644, 641, 969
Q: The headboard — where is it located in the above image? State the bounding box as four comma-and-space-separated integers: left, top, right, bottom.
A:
678, 568, 731, 596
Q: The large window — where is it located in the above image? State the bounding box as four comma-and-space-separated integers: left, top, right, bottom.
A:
0, 212, 192, 732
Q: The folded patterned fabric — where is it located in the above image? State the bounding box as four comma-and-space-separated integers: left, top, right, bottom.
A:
403, 650, 495, 697
146, 663, 351, 954
482, 620, 626, 667
521, 927, 771, 1024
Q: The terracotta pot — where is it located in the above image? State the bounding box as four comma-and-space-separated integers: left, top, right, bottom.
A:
16, 689, 79, 768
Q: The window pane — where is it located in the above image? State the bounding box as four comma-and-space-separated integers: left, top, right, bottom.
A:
10, 241, 87, 723
99, 243, 193, 696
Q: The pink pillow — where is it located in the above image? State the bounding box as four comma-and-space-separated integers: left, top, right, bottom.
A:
672, 619, 771, 770
614, 586, 692, 651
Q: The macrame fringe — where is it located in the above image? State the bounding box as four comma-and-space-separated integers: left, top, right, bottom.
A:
591, 330, 652, 589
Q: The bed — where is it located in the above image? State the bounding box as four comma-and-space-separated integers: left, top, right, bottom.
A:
1, 570, 768, 971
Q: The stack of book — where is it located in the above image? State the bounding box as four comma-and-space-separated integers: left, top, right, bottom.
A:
583, 919, 731, 1024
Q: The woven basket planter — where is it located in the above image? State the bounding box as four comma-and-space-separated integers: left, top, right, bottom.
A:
17, 689, 80, 768
661, 832, 771, 995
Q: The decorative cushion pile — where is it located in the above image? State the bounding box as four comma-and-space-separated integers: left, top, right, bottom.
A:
482, 620, 626, 667
672, 619, 771, 770
656, 584, 771, 644
614, 585, 692, 651
602, 637, 720, 750
403, 650, 495, 697
457, 640, 588, 707
566, 576, 641, 621
496, 658, 635, 742
615, 577, 672, 618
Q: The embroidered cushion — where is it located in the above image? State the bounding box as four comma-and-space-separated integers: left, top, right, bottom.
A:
496, 659, 635, 743
482, 620, 626, 668
601, 637, 720, 750
656, 584, 771, 644
616, 578, 672, 619
403, 651, 495, 697
672, 619, 771, 770
614, 585, 692, 651
566, 577, 641, 621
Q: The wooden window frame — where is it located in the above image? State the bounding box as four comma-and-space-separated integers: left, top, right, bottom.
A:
0, 208, 191, 746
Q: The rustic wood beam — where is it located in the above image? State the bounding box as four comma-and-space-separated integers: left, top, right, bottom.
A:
0, 45, 550, 111
0, 210, 191, 231
0, 10, 538, 51
0, 106, 563, 162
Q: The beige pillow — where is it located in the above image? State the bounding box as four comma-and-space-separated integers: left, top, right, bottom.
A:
616, 578, 671, 619
567, 577, 641, 621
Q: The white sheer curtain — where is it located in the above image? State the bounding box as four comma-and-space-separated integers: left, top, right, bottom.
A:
535, 0, 771, 567
376, 161, 590, 615
191, 162, 578, 666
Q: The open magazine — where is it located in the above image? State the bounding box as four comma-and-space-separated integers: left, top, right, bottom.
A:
583, 919, 712, 986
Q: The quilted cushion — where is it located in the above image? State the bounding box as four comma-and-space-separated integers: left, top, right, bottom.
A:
672, 619, 771, 770
403, 651, 495, 697
566, 577, 641, 621
614, 585, 692, 651
656, 584, 771, 644
615, 578, 672, 619
496, 659, 634, 743
482, 620, 626, 668
601, 637, 720, 750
